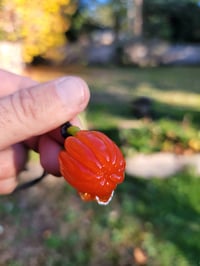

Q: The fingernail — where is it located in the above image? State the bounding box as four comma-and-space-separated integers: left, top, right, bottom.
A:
55, 77, 89, 109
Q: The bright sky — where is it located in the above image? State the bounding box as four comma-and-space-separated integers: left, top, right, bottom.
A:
81, 0, 109, 7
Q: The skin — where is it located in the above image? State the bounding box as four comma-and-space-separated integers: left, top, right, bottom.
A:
0, 69, 90, 195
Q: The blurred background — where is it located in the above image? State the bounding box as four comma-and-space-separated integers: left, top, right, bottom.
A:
1, 0, 200, 265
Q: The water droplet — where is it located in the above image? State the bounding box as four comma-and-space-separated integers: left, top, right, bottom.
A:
95, 191, 114, 205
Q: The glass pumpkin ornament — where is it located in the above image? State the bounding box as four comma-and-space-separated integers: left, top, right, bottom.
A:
59, 123, 126, 205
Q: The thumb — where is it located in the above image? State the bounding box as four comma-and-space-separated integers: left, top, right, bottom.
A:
0, 76, 90, 149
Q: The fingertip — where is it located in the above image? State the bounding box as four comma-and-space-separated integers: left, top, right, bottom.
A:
55, 76, 90, 113
0, 177, 17, 195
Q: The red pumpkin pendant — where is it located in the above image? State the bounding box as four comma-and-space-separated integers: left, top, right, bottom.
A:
59, 124, 126, 205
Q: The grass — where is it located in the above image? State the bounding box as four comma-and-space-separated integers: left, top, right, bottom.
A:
1, 65, 200, 265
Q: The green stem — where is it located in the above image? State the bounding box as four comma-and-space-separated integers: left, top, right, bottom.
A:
67, 125, 80, 136
61, 122, 80, 138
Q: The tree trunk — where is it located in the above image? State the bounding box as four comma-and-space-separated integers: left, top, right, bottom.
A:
133, 0, 143, 38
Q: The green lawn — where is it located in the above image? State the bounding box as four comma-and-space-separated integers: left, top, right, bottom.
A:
85, 66, 200, 266
1, 66, 200, 266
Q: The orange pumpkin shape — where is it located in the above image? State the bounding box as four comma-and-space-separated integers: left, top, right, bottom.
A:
59, 129, 126, 205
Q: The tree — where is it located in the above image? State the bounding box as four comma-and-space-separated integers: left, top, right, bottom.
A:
0, 0, 77, 62
133, 0, 143, 38
143, 0, 200, 42
73, 0, 144, 40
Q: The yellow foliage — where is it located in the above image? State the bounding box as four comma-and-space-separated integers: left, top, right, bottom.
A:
1, 0, 77, 62
64, 3, 77, 15
188, 139, 200, 152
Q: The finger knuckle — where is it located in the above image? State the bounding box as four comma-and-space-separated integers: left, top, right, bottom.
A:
11, 88, 38, 123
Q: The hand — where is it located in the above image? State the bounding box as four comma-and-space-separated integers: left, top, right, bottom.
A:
0, 69, 90, 194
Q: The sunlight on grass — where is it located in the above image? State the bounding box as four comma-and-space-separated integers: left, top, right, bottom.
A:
135, 83, 200, 109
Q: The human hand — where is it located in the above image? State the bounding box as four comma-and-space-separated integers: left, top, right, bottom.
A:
0, 69, 90, 194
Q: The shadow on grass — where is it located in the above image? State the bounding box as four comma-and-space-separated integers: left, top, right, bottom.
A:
88, 90, 132, 121
152, 99, 200, 127
89, 88, 200, 131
